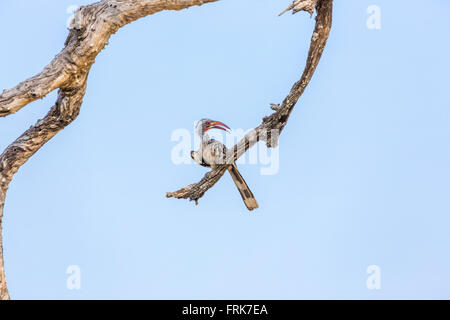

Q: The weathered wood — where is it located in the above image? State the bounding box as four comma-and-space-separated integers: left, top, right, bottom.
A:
0, 0, 217, 301
0, 0, 333, 299
279, 0, 319, 16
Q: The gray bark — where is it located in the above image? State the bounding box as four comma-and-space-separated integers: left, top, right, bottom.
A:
0, 0, 332, 299
0, 0, 218, 301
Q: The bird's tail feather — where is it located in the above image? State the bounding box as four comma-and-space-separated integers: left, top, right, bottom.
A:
227, 164, 259, 211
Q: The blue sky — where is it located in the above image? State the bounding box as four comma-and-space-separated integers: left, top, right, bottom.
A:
0, 0, 449, 299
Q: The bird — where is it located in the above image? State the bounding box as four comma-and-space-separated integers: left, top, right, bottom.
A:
191, 118, 259, 211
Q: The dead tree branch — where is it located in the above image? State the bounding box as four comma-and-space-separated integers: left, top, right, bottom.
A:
0, 0, 332, 299
0, 0, 217, 301
167, 0, 333, 203
279, 0, 319, 16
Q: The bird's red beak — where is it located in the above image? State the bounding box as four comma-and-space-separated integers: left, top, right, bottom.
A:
204, 120, 231, 133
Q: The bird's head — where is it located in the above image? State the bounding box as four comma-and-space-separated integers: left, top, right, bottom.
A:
195, 118, 230, 137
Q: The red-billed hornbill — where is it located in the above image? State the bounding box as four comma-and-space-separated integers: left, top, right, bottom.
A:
191, 119, 259, 211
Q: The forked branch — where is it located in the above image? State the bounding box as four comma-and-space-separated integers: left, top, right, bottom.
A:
0, 0, 333, 300
167, 0, 333, 203
0, 0, 218, 301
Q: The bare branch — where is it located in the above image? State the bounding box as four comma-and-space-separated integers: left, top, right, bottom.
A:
0, 63, 70, 117
0, 81, 88, 300
0, 0, 217, 300
279, 0, 319, 16
0, 0, 332, 299
0, 0, 218, 117
167, 0, 333, 203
